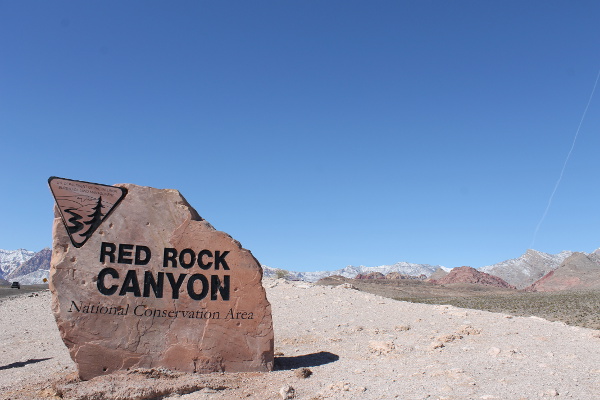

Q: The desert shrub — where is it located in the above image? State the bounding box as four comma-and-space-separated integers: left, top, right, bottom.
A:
275, 269, 289, 279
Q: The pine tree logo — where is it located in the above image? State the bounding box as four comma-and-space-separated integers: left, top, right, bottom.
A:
81, 196, 104, 239
48, 177, 127, 248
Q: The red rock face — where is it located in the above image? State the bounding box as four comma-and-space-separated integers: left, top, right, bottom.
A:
526, 253, 600, 292
50, 184, 274, 380
430, 266, 516, 289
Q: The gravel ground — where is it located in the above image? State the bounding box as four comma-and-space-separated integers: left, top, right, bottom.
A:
1, 279, 600, 400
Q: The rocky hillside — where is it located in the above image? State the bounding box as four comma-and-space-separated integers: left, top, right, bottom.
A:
526, 252, 600, 292
7, 248, 51, 281
0, 248, 50, 284
426, 267, 449, 282
480, 249, 572, 289
430, 266, 516, 289
0, 249, 35, 279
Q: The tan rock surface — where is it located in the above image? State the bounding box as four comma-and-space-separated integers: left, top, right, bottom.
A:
49, 184, 273, 380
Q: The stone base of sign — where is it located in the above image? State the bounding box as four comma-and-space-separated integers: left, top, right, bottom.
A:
50, 184, 274, 380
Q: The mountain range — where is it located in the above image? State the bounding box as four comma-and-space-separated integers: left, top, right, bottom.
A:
2, 247, 599, 291
0, 249, 35, 278
0, 248, 51, 285
479, 249, 574, 289
262, 261, 446, 283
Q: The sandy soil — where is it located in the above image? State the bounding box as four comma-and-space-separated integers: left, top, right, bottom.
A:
1, 279, 600, 400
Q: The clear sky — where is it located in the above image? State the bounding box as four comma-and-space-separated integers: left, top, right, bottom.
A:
1, 1, 600, 271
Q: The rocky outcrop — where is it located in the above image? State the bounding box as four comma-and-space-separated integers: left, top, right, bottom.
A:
430, 266, 516, 289
385, 272, 427, 280
526, 252, 600, 292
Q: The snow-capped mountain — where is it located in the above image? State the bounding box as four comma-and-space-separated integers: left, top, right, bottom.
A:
7, 248, 51, 279
0, 249, 35, 279
263, 262, 442, 283
480, 249, 573, 289
7, 248, 52, 284
10, 269, 50, 285
1, 246, 594, 288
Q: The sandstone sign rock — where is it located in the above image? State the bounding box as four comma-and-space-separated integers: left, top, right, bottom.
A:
49, 178, 274, 380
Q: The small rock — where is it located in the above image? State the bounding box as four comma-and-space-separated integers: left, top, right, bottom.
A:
295, 368, 312, 379
428, 341, 444, 351
437, 333, 462, 343
488, 347, 501, 357
368, 340, 395, 355
279, 385, 295, 399
394, 325, 411, 331
338, 283, 357, 289
457, 325, 481, 335
328, 381, 351, 392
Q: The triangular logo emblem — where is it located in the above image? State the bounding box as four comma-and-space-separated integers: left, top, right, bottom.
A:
48, 177, 128, 248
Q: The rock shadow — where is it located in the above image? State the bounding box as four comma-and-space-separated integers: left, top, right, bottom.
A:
274, 351, 339, 370
0, 358, 53, 371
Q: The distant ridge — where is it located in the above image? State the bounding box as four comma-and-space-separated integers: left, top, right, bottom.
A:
526, 252, 600, 292
3, 245, 599, 289
262, 262, 442, 282
430, 266, 516, 289
264, 248, 598, 287
480, 249, 573, 289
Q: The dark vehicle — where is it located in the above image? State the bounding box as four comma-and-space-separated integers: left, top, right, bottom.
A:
10, 282, 20, 289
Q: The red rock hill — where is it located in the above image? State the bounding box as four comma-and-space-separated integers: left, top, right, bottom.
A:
526, 252, 600, 292
430, 266, 516, 289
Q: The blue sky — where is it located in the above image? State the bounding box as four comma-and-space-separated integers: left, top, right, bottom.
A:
1, 1, 600, 271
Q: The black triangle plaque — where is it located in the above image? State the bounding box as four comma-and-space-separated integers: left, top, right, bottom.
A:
48, 177, 127, 248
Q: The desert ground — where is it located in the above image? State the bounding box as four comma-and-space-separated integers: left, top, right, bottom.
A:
1, 278, 600, 400
316, 276, 600, 330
